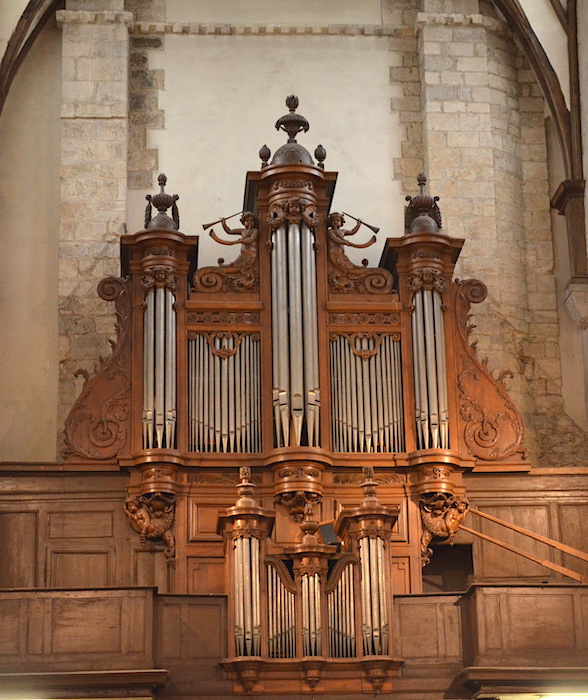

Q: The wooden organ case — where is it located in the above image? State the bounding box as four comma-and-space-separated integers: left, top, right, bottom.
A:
63, 96, 528, 695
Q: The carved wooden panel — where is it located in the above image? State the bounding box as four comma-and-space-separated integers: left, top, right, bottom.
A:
395, 595, 462, 662
452, 279, 527, 462
0, 512, 37, 588
62, 277, 132, 461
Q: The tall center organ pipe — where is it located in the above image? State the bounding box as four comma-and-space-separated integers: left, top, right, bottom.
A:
142, 286, 176, 449
271, 222, 320, 447
411, 287, 449, 449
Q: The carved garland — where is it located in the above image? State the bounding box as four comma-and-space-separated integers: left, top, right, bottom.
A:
62, 277, 132, 461
330, 331, 401, 360
187, 331, 260, 358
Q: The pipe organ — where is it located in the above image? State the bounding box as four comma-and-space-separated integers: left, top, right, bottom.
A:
63, 95, 528, 695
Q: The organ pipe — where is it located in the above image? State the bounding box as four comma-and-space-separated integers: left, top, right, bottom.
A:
412, 288, 449, 449
330, 334, 404, 452
188, 333, 261, 453
271, 221, 320, 448
142, 286, 176, 449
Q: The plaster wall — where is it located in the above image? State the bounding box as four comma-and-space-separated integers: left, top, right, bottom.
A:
127, 28, 406, 267
0, 18, 61, 462
518, 0, 570, 107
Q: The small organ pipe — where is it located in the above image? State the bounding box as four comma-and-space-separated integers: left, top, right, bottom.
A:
423, 289, 440, 447
433, 290, 449, 448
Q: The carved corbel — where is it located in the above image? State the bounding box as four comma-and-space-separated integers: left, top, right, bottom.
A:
407, 266, 447, 295
124, 492, 176, 560
418, 493, 469, 566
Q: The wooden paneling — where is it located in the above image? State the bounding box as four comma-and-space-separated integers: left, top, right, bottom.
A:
391, 557, 411, 595
0, 511, 37, 587
188, 501, 225, 541
472, 504, 553, 579
50, 550, 112, 588
48, 510, 113, 539
187, 557, 226, 595
395, 594, 462, 664
0, 589, 154, 672
558, 503, 588, 577
460, 585, 588, 667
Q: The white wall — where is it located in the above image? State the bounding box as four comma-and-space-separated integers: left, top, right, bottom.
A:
128, 30, 405, 267
0, 18, 61, 461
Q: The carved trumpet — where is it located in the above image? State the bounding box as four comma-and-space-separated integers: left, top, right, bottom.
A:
202, 210, 243, 230
342, 211, 380, 234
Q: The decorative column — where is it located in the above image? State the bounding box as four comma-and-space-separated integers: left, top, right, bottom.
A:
334, 467, 403, 693
218, 467, 275, 693
285, 504, 336, 690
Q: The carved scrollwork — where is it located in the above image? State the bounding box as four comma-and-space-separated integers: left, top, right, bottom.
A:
419, 493, 469, 566
62, 277, 131, 461
140, 265, 179, 292
453, 279, 527, 461
124, 492, 176, 559
193, 212, 259, 294
267, 196, 318, 230
407, 267, 447, 294
273, 180, 314, 191
327, 213, 393, 295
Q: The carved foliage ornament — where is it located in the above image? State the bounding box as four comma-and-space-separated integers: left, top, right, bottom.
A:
453, 279, 527, 461
63, 277, 131, 461
419, 493, 469, 566
275, 490, 322, 523
187, 311, 261, 325
124, 492, 176, 559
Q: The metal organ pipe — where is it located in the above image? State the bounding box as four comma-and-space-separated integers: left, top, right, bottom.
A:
329, 334, 404, 453
271, 220, 320, 448
411, 288, 449, 449
187, 333, 261, 453
358, 536, 389, 656
142, 286, 177, 449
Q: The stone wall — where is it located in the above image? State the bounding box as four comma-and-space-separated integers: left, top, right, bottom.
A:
57, 7, 131, 445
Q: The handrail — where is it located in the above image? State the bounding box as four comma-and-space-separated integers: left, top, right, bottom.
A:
469, 507, 588, 563
461, 507, 588, 584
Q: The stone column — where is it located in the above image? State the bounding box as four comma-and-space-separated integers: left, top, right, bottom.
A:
56, 5, 132, 444
416, 8, 566, 462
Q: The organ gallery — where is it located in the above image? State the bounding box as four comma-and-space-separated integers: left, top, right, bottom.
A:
1, 96, 587, 700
